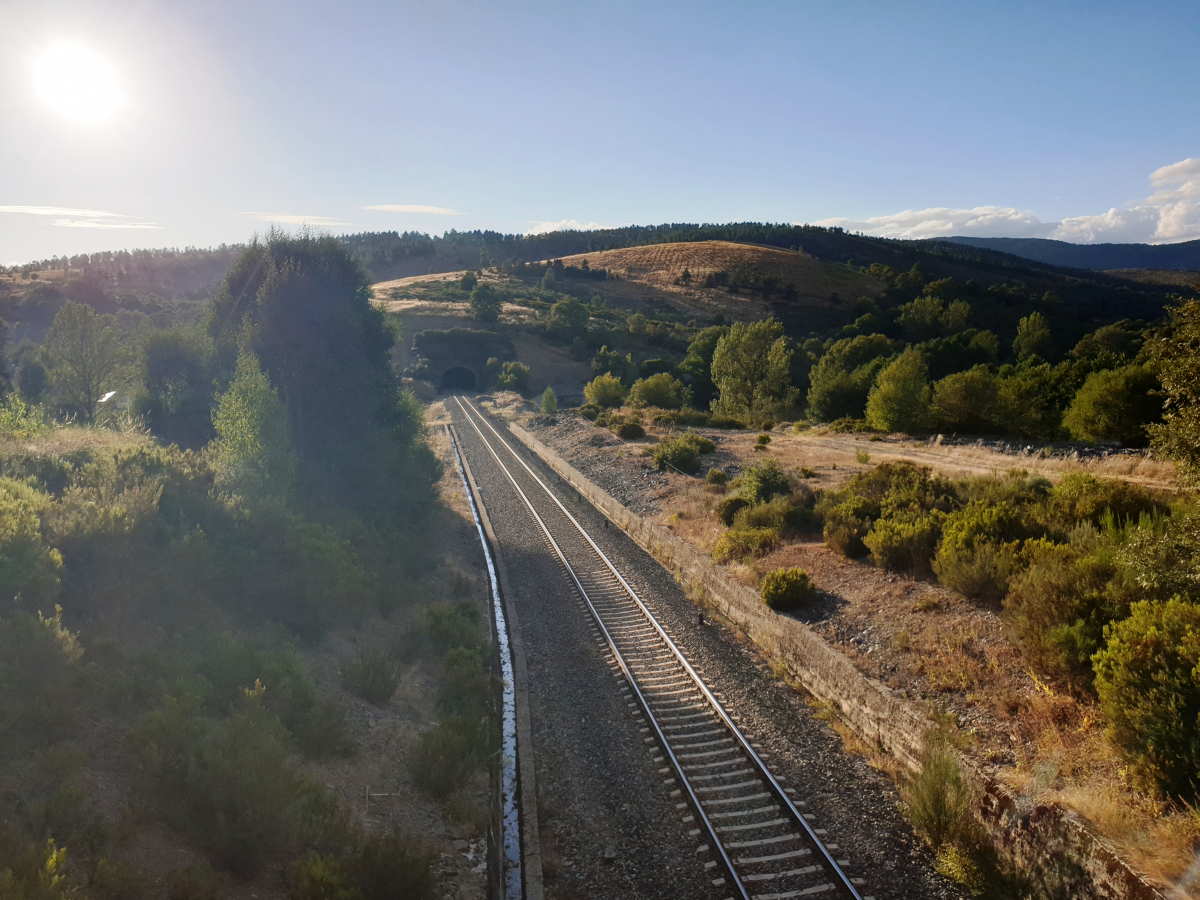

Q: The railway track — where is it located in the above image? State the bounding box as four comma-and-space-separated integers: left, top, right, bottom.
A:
452, 397, 870, 900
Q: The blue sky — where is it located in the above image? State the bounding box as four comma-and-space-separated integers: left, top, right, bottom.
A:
2, 0, 1199, 262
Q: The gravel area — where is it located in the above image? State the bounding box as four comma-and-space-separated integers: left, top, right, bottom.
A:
452, 402, 966, 900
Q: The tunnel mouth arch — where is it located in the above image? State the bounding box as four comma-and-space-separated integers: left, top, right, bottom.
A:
442, 366, 477, 390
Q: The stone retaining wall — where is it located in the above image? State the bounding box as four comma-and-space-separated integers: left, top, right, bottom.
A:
506, 420, 1167, 900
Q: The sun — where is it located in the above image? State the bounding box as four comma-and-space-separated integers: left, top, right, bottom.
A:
34, 43, 121, 124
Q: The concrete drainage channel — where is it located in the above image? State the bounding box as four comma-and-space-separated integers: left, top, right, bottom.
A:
492, 412, 1168, 900
454, 397, 869, 900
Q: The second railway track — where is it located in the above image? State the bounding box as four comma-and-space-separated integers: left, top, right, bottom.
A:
452, 396, 871, 900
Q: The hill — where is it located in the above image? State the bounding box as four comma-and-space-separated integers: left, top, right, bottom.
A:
937, 236, 1200, 271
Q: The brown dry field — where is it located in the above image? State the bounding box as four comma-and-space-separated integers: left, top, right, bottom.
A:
497, 398, 1197, 894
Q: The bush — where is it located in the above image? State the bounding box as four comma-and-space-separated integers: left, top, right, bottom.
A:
705, 468, 727, 486
1093, 598, 1200, 796
288, 854, 357, 900
468, 283, 501, 322
439, 646, 490, 719
494, 361, 529, 393
760, 567, 814, 611
614, 422, 645, 440
409, 716, 486, 799
540, 387, 558, 416
933, 501, 1026, 602
707, 414, 746, 429
341, 649, 400, 706
583, 373, 626, 409
863, 508, 946, 573
738, 459, 790, 504
628, 373, 691, 410
901, 732, 977, 852
714, 496, 750, 525
755, 433, 771, 447
578, 403, 601, 421
426, 601, 483, 653
649, 430, 714, 474
0, 477, 63, 605
712, 526, 779, 563
650, 408, 709, 428
1045, 473, 1161, 531
93, 858, 144, 900
732, 494, 815, 534
355, 828, 435, 900
168, 862, 224, 900
1003, 540, 1126, 687
0, 396, 48, 440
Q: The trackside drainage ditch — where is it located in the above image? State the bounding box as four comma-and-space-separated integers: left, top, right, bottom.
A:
448, 425, 522, 900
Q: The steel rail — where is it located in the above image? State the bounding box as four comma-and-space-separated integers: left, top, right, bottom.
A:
453, 397, 747, 898
454, 396, 865, 900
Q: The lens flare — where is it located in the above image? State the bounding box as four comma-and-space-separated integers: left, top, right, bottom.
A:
34, 43, 121, 123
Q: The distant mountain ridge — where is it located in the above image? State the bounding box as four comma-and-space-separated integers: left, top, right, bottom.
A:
937, 236, 1200, 271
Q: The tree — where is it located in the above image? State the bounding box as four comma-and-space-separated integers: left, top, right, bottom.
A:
1063, 364, 1161, 446
549, 297, 588, 336
805, 333, 894, 422
710, 319, 794, 422
541, 387, 558, 415
212, 347, 297, 503
1013, 312, 1052, 361
866, 347, 931, 433
43, 301, 124, 423
135, 325, 215, 448
677, 326, 728, 410
1149, 299, 1200, 487
930, 365, 1000, 433
469, 283, 501, 322
584, 373, 627, 408
207, 230, 438, 516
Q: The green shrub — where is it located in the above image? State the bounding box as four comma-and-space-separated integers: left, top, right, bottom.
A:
760, 567, 814, 611
409, 716, 486, 799
0, 477, 63, 605
167, 862, 224, 900
0, 608, 86, 753
341, 649, 399, 706
288, 854, 357, 900
712, 527, 779, 563
822, 509, 870, 558
92, 858, 144, 900
738, 459, 790, 504
1044, 473, 1162, 532
628, 373, 690, 410
707, 414, 746, 429
649, 431, 714, 473
826, 417, 873, 433
705, 468, 727, 486
0, 832, 73, 899
290, 698, 354, 760
583, 373, 626, 409
1003, 540, 1127, 687
355, 829, 435, 900
426, 601, 483, 653
1093, 598, 1200, 796
614, 422, 645, 440
439, 647, 490, 719
0, 396, 48, 440
495, 361, 529, 393
933, 541, 1018, 604
650, 408, 709, 428
578, 403, 601, 421
863, 508, 946, 573
714, 496, 750, 525
855, 448, 870, 464
540, 387, 558, 416
732, 494, 815, 534
1063, 364, 1160, 446
756, 433, 771, 447
901, 731, 977, 852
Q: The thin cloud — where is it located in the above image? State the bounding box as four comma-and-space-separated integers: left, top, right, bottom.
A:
364, 204, 464, 215
0, 205, 159, 229
526, 219, 606, 236
238, 212, 354, 227
811, 158, 1200, 245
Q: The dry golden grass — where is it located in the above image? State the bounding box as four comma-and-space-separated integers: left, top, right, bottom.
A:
554, 240, 882, 306
0, 420, 151, 457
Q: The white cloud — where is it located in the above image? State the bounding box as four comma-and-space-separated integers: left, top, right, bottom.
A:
238, 212, 354, 227
813, 157, 1200, 244
363, 204, 464, 215
0, 205, 159, 229
525, 219, 606, 236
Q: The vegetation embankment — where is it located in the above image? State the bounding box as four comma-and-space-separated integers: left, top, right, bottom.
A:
502, 296, 1200, 892
0, 232, 495, 899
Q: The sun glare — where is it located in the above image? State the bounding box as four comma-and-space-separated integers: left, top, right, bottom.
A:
34, 43, 121, 123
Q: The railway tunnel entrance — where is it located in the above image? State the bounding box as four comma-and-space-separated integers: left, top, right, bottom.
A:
442, 366, 477, 390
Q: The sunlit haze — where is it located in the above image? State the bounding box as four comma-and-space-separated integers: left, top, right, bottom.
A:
2, 0, 1199, 263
